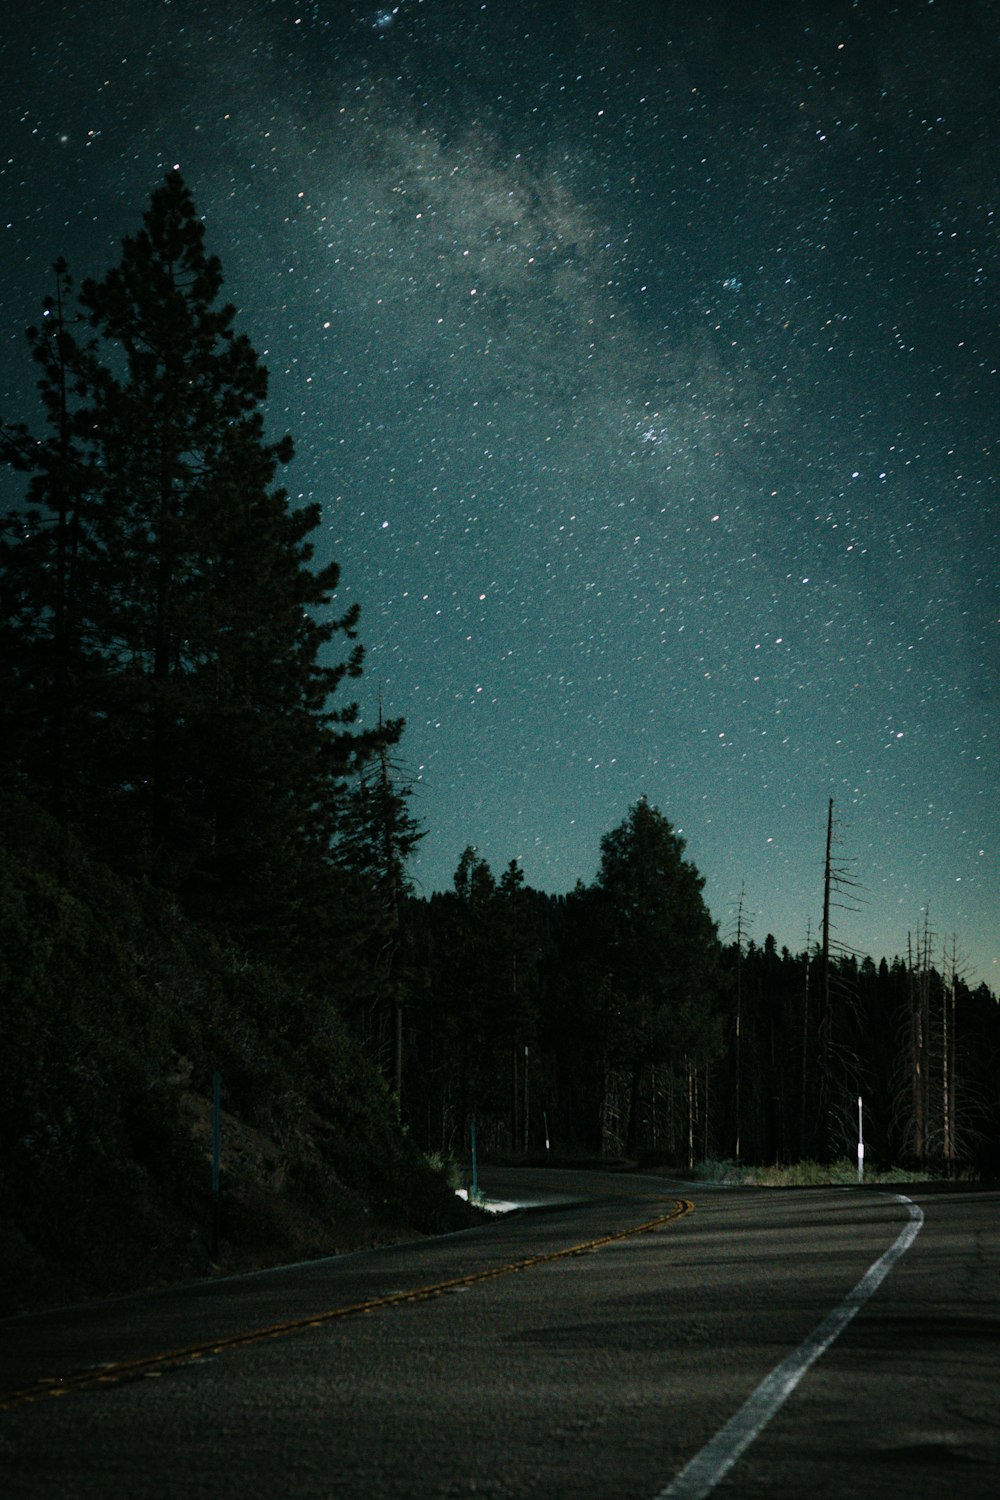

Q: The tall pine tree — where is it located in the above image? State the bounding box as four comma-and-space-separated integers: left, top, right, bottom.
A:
1, 172, 391, 926
590, 798, 722, 1154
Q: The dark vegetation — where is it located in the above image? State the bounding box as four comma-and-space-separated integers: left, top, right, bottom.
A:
393, 832, 999, 1180
2, 176, 997, 1309
0, 793, 470, 1314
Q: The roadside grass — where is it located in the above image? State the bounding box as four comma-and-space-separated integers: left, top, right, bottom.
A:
424, 1150, 464, 1192
692, 1157, 933, 1187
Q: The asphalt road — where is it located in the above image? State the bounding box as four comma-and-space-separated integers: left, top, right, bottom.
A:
1, 1168, 997, 1498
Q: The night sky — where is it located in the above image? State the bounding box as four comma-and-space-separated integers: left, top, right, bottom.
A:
2, 1, 997, 983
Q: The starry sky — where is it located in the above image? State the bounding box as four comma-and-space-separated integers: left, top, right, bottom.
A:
2, 1, 997, 984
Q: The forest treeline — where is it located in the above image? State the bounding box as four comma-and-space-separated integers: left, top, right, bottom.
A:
392, 863, 1000, 1175
2, 170, 997, 1299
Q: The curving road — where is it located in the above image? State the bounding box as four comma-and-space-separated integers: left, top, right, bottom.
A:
1, 1168, 997, 1497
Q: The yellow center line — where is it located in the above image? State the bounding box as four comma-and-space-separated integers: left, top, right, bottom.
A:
0, 1198, 693, 1412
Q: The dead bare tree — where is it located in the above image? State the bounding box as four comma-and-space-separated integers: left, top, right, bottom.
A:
815, 799, 865, 1160
906, 911, 936, 1166
732, 883, 750, 1160
799, 918, 813, 1160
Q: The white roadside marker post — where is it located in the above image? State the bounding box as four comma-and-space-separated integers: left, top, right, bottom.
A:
857, 1094, 864, 1184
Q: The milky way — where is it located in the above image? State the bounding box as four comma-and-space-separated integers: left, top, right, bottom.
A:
1, 1, 996, 981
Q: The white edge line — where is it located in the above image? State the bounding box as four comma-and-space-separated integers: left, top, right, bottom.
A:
657, 1193, 925, 1500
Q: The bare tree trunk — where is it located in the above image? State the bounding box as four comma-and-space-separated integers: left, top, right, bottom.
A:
734, 885, 745, 1160
800, 925, 812, 1160
816, 799, 834, 1160
947, 948, 953, 1158
909, 930, 926, 1165
921, 915, 932, 1159
949, 964, 958, 1166
943, 936, 959, 1169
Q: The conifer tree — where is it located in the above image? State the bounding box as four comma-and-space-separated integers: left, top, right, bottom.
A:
1, 172, 391, 924
333, 724, 424, 1098
591, 798, 721, 1154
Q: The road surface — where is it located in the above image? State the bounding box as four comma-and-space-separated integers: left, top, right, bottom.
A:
1, 1168, 997, 1497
